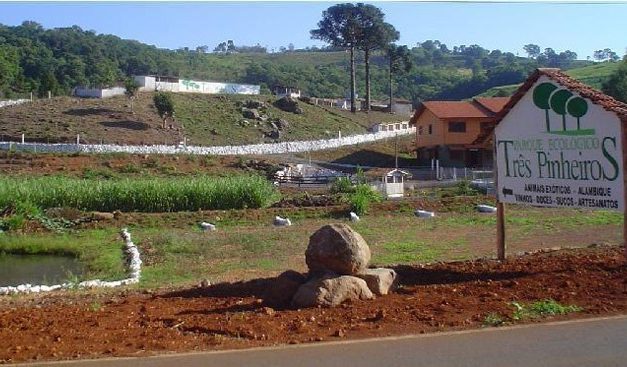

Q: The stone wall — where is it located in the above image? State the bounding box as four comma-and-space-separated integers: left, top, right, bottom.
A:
0, 128, 415, 156
0, 99, 30, 109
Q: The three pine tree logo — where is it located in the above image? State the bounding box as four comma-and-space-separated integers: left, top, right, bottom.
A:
532, 82, 592, 136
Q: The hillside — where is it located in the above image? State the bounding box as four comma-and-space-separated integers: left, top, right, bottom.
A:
476, 62, 620, 97
1, 21, 595, 104
0, 92, 407, 146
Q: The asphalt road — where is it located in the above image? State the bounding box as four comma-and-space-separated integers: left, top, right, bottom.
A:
20, 315, 627, 367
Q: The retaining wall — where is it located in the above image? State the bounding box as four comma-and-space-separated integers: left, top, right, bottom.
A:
0, 128, 415, 156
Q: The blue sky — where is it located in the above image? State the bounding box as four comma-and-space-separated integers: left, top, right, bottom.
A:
0, 2, 625, 59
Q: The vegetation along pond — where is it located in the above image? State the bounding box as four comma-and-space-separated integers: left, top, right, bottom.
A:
0, 254, 85, 286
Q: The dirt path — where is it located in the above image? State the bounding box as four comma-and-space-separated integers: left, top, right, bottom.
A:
1, 246, 625, 364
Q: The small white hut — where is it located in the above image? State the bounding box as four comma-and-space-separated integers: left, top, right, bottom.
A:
367, 168, 412, 198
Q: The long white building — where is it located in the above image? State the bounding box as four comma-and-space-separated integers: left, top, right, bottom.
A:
134, 76, 260, 95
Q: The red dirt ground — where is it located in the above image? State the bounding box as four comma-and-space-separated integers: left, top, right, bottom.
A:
1, 246, 625, 364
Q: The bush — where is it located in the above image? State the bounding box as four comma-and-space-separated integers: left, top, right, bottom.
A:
453, 179, 479, 196
348, 184, 382, 215
330, 176, 354, 194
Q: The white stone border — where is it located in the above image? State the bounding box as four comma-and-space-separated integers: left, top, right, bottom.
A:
0, 128, 415, 156
0, 99, 30, 109
0, 228, 142, 296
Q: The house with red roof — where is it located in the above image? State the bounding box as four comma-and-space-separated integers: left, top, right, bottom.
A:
410, 96, 509, 168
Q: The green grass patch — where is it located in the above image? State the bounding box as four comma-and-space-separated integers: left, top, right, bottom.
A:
374, 241, 444, 264
0, 174, 280, 212
512, 299, 583, 320
483, 312, 505, 327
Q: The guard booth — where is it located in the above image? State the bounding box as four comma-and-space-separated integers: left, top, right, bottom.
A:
368, 168, 412, 198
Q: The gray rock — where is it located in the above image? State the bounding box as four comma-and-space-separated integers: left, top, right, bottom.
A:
244, 100, 267, 109
305, 224, 371, 275
291, 274, 374, 308
276, 119, 289, 130
357, 268, 397, 296
242, 108, 260, 120
262, 270, 306, 308
274, 96, 303, 114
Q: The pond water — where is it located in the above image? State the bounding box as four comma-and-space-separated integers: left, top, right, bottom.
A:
0, 254, 85, 286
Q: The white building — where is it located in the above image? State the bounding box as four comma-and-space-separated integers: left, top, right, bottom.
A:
134, 76, 260, 95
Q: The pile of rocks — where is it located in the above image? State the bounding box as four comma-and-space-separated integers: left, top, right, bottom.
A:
264, 224, 397, 308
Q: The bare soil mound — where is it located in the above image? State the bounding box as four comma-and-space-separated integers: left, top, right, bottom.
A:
1, 246, 624, 363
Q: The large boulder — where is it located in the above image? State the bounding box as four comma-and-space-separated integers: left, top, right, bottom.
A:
291, 274, 374, 308
305, 224, 371, 275
274, 96, 303, 114
262, 270, 307, 308
357, 268, 397, 296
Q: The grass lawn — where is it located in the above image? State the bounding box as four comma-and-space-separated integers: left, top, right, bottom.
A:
1, 206, 621, 289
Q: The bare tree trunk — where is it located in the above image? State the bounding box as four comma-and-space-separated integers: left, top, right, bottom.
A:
350, 45, 356, 113
389, 59, 394, 113
365, 48, 371, 113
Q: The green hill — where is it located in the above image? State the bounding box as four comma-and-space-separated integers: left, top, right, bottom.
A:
1, 21, 592, 105
476, 62, 620, 98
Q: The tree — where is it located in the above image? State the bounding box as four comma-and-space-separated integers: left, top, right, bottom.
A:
355, 3, 399, 112
213, 42, 227, 53
226, 40, 236, 54
387, 44, 412, 113
603, 56, 627, 103
311, 3, 363, 113
593, 49, 607, 62
153, 92, 175, 128
523, 44, 541, 59
124, 77, 139, 113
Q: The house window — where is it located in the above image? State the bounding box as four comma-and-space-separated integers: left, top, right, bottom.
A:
418, 126, 423, 135
428, 124, 433, 135
448, 121, 466, 133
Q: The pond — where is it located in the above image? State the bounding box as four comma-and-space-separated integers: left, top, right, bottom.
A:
0, 254, 85, 286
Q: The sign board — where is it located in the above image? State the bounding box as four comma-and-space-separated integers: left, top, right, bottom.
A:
495, 75, 624, 211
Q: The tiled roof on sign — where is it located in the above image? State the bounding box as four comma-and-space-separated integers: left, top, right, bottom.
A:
474, 68, 627, 145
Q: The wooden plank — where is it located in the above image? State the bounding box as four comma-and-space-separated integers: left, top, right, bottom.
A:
494, 134, 506, 260
622, 119, 627, 259
497, 202, 506, 260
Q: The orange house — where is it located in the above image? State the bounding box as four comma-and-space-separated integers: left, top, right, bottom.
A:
411, 97, 509, 168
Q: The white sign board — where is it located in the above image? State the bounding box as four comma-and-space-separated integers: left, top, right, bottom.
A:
495, 75, 624, 211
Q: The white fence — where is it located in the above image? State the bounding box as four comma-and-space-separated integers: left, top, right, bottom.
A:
0, 128, 415, 156
0, 99, 31, 108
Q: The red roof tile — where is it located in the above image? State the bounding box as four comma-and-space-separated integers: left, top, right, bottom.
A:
421, 101, 491, 119
473, 97, 510, 114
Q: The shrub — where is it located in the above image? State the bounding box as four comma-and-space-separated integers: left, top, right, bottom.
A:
348, 184, 382, 215
330, 176, 354, 194
453, 179, 479, 196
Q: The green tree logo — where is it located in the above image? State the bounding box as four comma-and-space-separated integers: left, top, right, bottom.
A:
533, 82, 558, 132
566, 97, 588, 130
550, 89, 573, 131
532, 83, 592, 136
